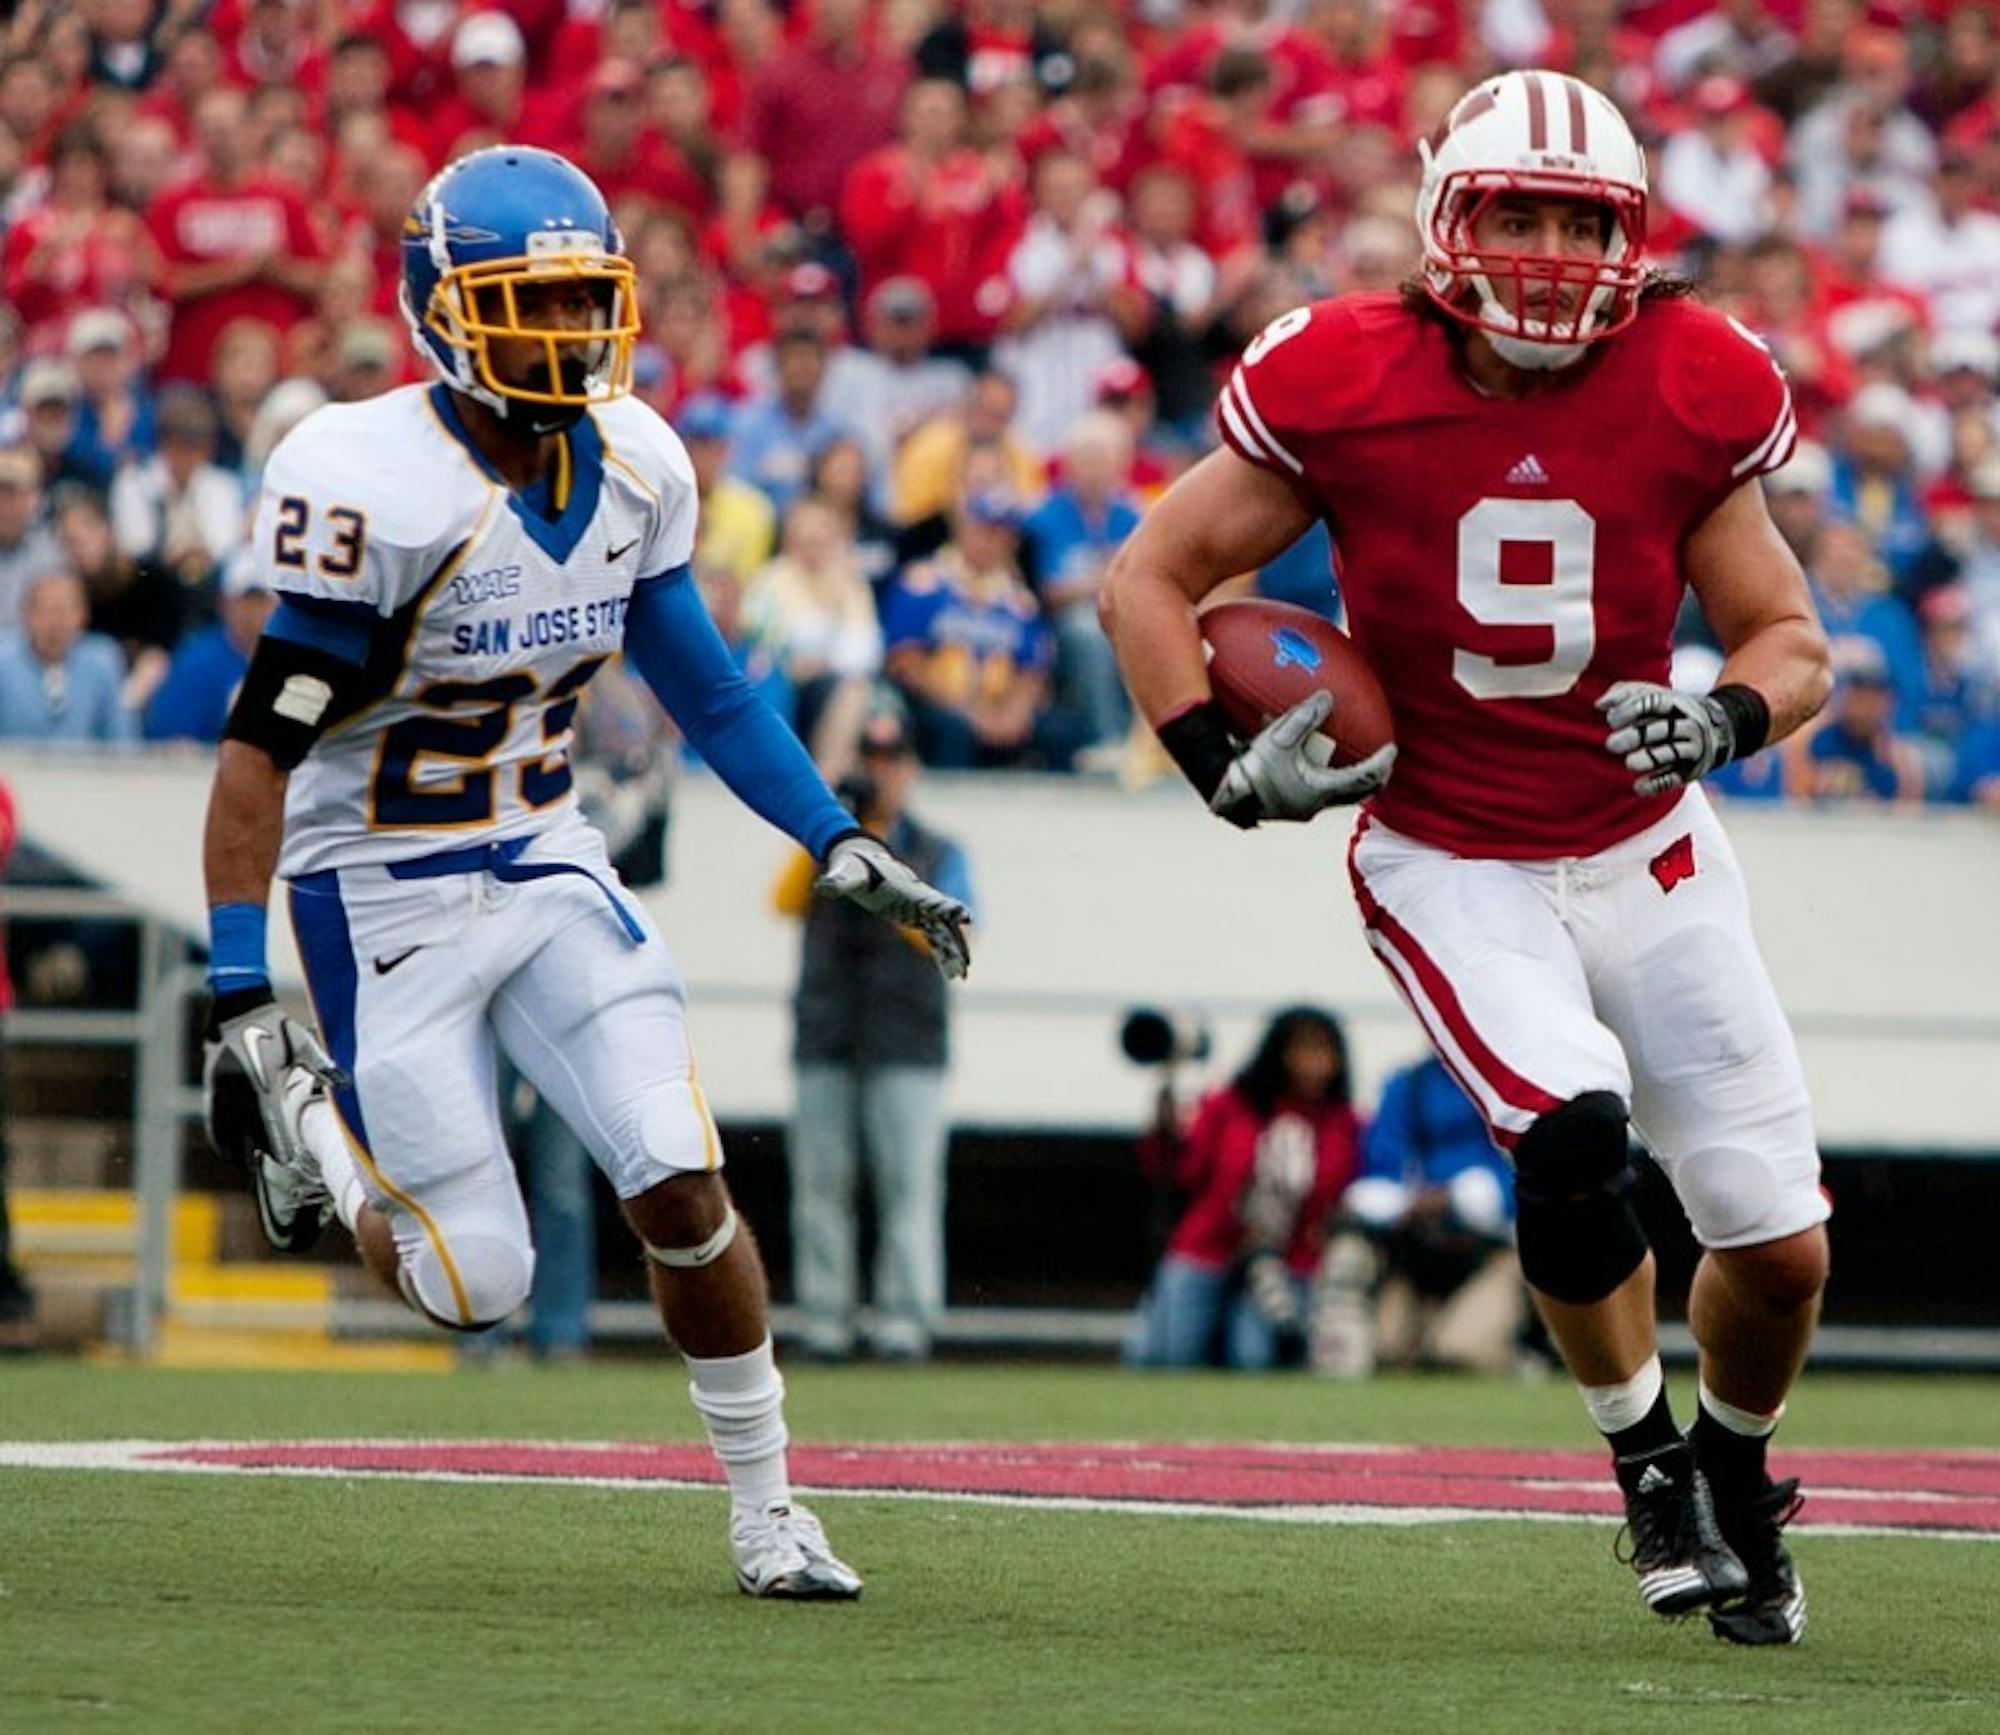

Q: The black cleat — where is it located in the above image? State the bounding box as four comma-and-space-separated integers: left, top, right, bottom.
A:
1707, 1478, 1807, 1646
1613, 1440, 1750, 1617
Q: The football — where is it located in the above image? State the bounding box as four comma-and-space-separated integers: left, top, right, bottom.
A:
1199, 599, 1394, 767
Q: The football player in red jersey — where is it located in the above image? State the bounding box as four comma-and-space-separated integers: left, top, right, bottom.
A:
1103, 70, 1831, 1647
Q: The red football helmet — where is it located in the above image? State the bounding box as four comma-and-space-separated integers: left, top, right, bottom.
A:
1416, 70, 1648, 369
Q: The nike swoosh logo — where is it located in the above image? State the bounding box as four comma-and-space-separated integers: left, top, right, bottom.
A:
373, 948, 421, 976
239, 1025, 279, 1090
607, 538, 639, 562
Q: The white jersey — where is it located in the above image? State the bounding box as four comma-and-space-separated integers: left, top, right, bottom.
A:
253, 385, 695, 877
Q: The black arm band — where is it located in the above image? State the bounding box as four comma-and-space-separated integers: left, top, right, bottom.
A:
1709, 682, 1771, 764
222, 636, 367, 770
1155, 699, 1240, 803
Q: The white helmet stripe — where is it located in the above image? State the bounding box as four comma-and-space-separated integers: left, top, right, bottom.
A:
427, 197, 453, 278
1565, 78, 1589, 154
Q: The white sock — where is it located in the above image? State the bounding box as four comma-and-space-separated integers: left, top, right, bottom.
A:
686, 1336, 791, 1518
1579, 1354, 1665, 1435
303, 1099, 368, 1234
1698, 1377, 1782, 1437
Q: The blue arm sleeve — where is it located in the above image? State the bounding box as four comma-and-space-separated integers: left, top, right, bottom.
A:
624, 565, 856, 860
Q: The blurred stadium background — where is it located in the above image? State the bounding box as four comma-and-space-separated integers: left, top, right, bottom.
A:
1, 1, 1998, 1726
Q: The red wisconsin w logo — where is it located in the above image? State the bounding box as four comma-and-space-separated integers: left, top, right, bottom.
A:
1649, 834, 1696, 894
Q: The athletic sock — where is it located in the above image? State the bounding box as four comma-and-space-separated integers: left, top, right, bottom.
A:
685, 1336, 792, 1519
1579, 1355, 1682, 1475
302, 1098, 368, 1234
1690, 1378, 1781, 1497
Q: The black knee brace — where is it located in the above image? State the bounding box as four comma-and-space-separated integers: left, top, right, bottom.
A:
1512, 1092, 1648, 1304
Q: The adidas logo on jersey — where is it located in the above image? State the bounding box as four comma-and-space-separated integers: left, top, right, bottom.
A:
1506, 453, 1551, 485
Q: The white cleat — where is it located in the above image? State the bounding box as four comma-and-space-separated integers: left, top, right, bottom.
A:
730, 1501, 863, 1600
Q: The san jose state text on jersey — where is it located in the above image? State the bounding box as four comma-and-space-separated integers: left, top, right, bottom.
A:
449, 595, 630, 657
252, 380, 696, 878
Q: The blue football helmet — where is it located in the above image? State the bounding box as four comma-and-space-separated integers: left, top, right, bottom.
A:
399, 145, 639, 421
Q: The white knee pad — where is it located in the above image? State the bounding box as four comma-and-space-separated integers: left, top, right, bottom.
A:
1667, 1139, 1829, 1250
400, 1232, 535, 1330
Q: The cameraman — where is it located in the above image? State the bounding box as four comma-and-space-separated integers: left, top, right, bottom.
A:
1125, 1007, 1362, 1370
773, 704, 975, 1361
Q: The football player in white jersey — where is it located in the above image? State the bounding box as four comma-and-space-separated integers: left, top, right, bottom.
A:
199, 146, 970, 1600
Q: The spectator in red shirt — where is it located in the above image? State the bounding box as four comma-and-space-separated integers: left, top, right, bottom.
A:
2, 124, 158, 342
136, 26, 229, 152
742, 0, 910, 230
1145, 0, 1341, 209
1728, 233, 1856, 430
107, 113, 180, 217
1015, 47, 1150, 195
1815, 186, 1932, 356
323, 32, 434, 163
560, 59, 710, 226
840, 78, 1027, 354
147, 86, 326, 384
0, 53, 61, 167
1127, 1005, 1363, 1370
1913, 4, 1996, 131
1156, 46, 1271, 259
1304, 0, 1409, 136
644, 266, 743, 417
283, 249, 385, 389
340, 138, 430, 320
649, 55, 724, 198
209, 316, 284, 475
425, 11, 564, 166
225, 0, 330, 99
914, 0, 1067, 100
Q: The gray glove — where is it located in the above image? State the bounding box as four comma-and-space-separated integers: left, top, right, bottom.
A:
816, 835, 973, 981
1212, 691, 1396, 828
203, 991, 346, 1174
1598, 680, 1736, 797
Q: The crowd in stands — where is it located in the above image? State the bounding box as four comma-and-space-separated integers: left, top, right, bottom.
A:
0, 0, 1997, 807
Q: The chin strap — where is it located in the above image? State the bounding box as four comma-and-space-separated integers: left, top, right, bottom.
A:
1483, 329, 1591, 372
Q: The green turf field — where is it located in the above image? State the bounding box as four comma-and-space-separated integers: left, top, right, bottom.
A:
2, 1362, 1996, 1734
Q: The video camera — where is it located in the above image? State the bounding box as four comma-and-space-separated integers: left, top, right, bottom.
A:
1119, 1007, 1212, 1068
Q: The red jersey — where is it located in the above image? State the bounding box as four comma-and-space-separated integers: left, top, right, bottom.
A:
839, 147, 1026, 346
147, 174, 326, 382
1147, 1086, 1362, 1275
1217, 292, 1795, 859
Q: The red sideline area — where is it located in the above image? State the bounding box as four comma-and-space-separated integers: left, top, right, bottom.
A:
154, 1441, 2000, 1533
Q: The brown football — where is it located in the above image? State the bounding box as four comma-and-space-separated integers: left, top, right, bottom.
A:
1199, 599, 1394, 767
